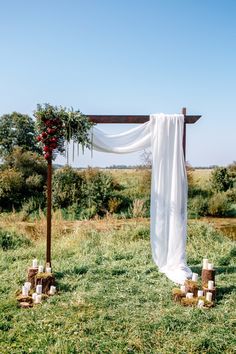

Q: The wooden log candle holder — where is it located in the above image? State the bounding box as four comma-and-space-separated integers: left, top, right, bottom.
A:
172, 288, 185, 302
184, 280, 198, 297
203, 287, 216, 301
35, 273, 55, 294
201, 269, 215, 287
27, 267, 39, 288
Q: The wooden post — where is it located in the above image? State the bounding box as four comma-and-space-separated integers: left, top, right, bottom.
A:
182, 107, 187, 160
46, 158, 52, 266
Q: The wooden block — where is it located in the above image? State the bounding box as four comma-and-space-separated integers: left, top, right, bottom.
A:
27, 267, 39, 289
201, 269, 215, 287
36, 273, 55, 294
184, 279, 198, 297
203, 287, 216, 301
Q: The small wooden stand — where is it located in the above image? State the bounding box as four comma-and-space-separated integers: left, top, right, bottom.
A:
27, 267, 39, 288
172, 288, 185, 302
203, 287, 216, 301
184, 280, 198, 297
36, 273, 55, 294
201, 269, 215, 287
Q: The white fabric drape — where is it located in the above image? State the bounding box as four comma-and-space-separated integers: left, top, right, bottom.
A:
91, 114, 192, 284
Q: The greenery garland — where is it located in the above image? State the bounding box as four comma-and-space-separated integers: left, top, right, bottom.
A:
34, 104, 94, 161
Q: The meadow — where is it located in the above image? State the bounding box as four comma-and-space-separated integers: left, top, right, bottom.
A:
0, 168, 236, 353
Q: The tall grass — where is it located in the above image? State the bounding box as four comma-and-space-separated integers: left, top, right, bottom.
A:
0, 220, 235, 353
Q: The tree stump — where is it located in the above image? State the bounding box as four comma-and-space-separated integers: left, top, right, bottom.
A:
27, 267, 39, 289
203, 287, 216, 301
172, 288, 185, 302
35, 273, 55, 294
201, 269, 215, 287
184, 280, 198, 297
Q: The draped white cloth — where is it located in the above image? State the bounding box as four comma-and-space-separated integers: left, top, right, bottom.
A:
92, 114, 192, 284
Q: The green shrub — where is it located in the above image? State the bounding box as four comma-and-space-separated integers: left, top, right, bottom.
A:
210, 167, 233, 192
0, 169, 24, 209
188, 195, 209, 217
225, 188, 236, 203
0, 229, 31, 250
53, 166, 83, 208
208, 192, 231, 216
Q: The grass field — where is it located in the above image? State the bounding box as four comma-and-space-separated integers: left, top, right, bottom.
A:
0, 218, 236, 353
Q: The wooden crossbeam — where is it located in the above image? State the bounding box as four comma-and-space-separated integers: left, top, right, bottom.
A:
87, 115, 201, 124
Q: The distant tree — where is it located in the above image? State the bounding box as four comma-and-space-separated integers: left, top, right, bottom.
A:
210, 167, 233, 192
0, 112, 41, 158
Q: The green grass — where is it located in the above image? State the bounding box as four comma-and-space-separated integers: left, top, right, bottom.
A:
0, 221, 236, 353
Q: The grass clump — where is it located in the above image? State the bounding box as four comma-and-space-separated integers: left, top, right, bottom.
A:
0, 228, 31, 250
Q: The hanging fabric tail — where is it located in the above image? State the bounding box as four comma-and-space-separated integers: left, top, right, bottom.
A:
150, 114, 192, 284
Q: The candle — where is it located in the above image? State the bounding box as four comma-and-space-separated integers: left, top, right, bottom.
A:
46, 267, 51, 273
24, 282, 31, 291
36, 284, 42, 294
32, 292, 37, 302
206, 292, 213, 302
192, 273, 198, 282
49, 285, 56, 295
38, 265, 44, 273
197, 290, 204, 297
198, 299, 204, 308
180, 285, 186, 293
32, 258, 38, 268
208, 263, 213, 270
22, 285, 28, 296
35, 294, 42, 304
208, 280, 214, 290
203, 258, 208, 270
186, 292, 193, 299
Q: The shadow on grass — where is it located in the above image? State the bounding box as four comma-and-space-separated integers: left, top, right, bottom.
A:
190, 265, 236, 275
217, 285, 236, 302
54, 265, 89, 280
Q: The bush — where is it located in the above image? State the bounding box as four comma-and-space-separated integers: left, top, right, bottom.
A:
225, 188, 236, 203
0, 169, 24, 209
0, 229, 31, 250
208, 192, 231, 216
0, 148, 47, 211
210, 167, 233, 192
53, 166, 83, 208
188, 195, 209, 217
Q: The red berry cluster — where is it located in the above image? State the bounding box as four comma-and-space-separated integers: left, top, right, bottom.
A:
36, 118, 63, 160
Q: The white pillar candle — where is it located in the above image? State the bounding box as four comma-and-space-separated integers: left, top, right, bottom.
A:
35, 294, 42, 304
208, 263, 213, 270
22, 285, 28, 296
203, 258, 208, 270
208, 280, 214, 290
32, 292, 37, 302
198, 299, 204, 308
49, 285, 56, 295
197, 290, 204, 297
32, 258, 38, 268
24, 282, 31, 291
36, 284, 42, 294
206, 292, 213, 302
180, 285, 186, 293
38, 265, 44, 273
46, 267, 51, 273
186, 292, 193, 299
192, 273, 198, 282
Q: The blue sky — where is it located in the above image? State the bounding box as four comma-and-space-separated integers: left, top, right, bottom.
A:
0, 0, 235, 167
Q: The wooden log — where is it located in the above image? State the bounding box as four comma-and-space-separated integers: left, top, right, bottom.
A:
16, 294, 33, 303
35, 273, 55, 294
27, 267, 38, 289
172, 288, 185, 302
203, 287, 216, 301
201, 269, 215, 287
19, 302, 33, 309
184, 280, 198, 297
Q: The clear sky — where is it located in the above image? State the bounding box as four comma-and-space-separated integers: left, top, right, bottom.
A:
0, 0, 235, 167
